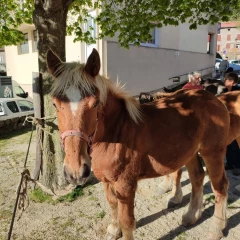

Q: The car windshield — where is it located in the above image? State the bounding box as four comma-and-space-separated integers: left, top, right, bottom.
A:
17, 100, 34, 111
14, 86, 25, 95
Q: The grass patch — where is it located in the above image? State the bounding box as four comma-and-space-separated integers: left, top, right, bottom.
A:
0, 150, 25, 159
0, 209, 12, 220
30, 188, 53, 203
29, 186, 84, 204
204, 194, 215, 204
97, 210, 106, 219
177, 231, 187, 240
57, 186, 84, 202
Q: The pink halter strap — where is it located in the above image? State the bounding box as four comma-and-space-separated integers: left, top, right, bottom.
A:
60, 130, 90, 148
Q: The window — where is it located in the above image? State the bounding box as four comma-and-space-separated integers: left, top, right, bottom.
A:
217, 35, 221, 41
6, 101, 19, 113
227, 34, 231, 41
217, 45, 220, 51
20, 0, 25, 10
19, 33, 29, 54
226, 43, 230, 49
14, 86, 25, 95
17, 100, 34, 111
207, 33, 214, 54
86, 17, 96, 39
140, 28, 158, 47
237, 34, 240, 41
33, 30, 38, 52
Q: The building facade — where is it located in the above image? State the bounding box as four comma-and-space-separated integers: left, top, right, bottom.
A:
4, 15, 217, 97
217, 21, 240, 60
0, 47, 6, 74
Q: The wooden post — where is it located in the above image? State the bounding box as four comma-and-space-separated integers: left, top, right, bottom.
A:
32, 72, 43, 180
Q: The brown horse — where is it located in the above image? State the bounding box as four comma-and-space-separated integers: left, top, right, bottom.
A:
47, 48, 229, 240
157, 90, 240, 210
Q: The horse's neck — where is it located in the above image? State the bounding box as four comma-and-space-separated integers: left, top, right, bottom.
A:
97, 93, 129, 141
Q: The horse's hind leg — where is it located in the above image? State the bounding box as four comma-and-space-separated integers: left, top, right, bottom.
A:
104, 183, 122, 240
182, 153, 205, 226
166, 169, 183, 208
159, 174, 172, 194
202, 152, 229, 240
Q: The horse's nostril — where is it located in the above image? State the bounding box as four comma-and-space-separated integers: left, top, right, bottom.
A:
82, 164, 91, 178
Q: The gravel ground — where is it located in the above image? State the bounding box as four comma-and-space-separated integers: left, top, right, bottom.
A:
0, 129, 240, 240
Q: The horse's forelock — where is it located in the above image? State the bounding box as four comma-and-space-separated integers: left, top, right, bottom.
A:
50, 62, 96, 98
50, 61, 142, 123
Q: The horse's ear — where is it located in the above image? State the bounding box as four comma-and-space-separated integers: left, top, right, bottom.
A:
85, 48, 101, 77
46, 49, 62, 77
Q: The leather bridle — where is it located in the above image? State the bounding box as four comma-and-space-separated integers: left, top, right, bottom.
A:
59, 100, 99, 153
60, 117, 98, 153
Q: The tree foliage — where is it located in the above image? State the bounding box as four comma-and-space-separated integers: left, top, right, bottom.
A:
0, 0, 33, 47
229, 1, 240, 21
1, 0, 240, 48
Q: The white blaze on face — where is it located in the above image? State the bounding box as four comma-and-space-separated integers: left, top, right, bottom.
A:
65, 86, 82, 115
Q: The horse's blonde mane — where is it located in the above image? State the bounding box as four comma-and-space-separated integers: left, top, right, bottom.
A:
50, 62, 142, 124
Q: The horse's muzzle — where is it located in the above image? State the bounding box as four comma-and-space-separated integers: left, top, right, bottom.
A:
63, 163, 91, 185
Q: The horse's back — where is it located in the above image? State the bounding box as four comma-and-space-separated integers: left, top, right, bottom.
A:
140, 89, 229, 152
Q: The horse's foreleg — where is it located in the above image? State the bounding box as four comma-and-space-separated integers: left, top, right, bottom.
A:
182, 153, 205, 226
116, 182, 136, 240
203, 152, 229, 240
167, 168, 183, 208
103, 183, 122, 240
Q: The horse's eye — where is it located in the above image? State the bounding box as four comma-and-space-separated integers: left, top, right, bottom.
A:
93, 100, 99, 108
52, 103, 56, 108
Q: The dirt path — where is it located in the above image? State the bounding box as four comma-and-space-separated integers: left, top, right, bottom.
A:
0, 130, 240, 240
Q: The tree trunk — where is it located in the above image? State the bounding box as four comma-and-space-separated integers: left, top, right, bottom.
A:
33, 0, 72, 190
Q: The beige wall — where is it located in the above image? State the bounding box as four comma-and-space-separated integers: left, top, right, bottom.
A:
104, 23, 217, 95
106, 42, 215, 95
5, 30, 39, 98
5, 34, 85, 98
5, 21, 217, 98
161, 23, 217, 53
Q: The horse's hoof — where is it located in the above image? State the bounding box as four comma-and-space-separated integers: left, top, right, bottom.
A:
106, 232, 122, 240
158, 186, 172, 195
181, 214, 196, 226
207, 231, 224, 240
106, 233, 119, 240
106, 225, 122, 240
166, 194, 183, 209
167, 200, 179, 208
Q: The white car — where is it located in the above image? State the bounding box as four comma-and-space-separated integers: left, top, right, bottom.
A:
215, 58, 240, 71
0, 98, 34, 125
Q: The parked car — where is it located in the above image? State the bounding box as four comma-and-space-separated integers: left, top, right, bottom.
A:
229, 59, 240, 65
0, 98, 34, 132
215, 58, 240, 71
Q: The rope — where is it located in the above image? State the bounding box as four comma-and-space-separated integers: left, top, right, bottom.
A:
8, 124, 34, 240
23, 115, 56, 137
7, 115, 75, 239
